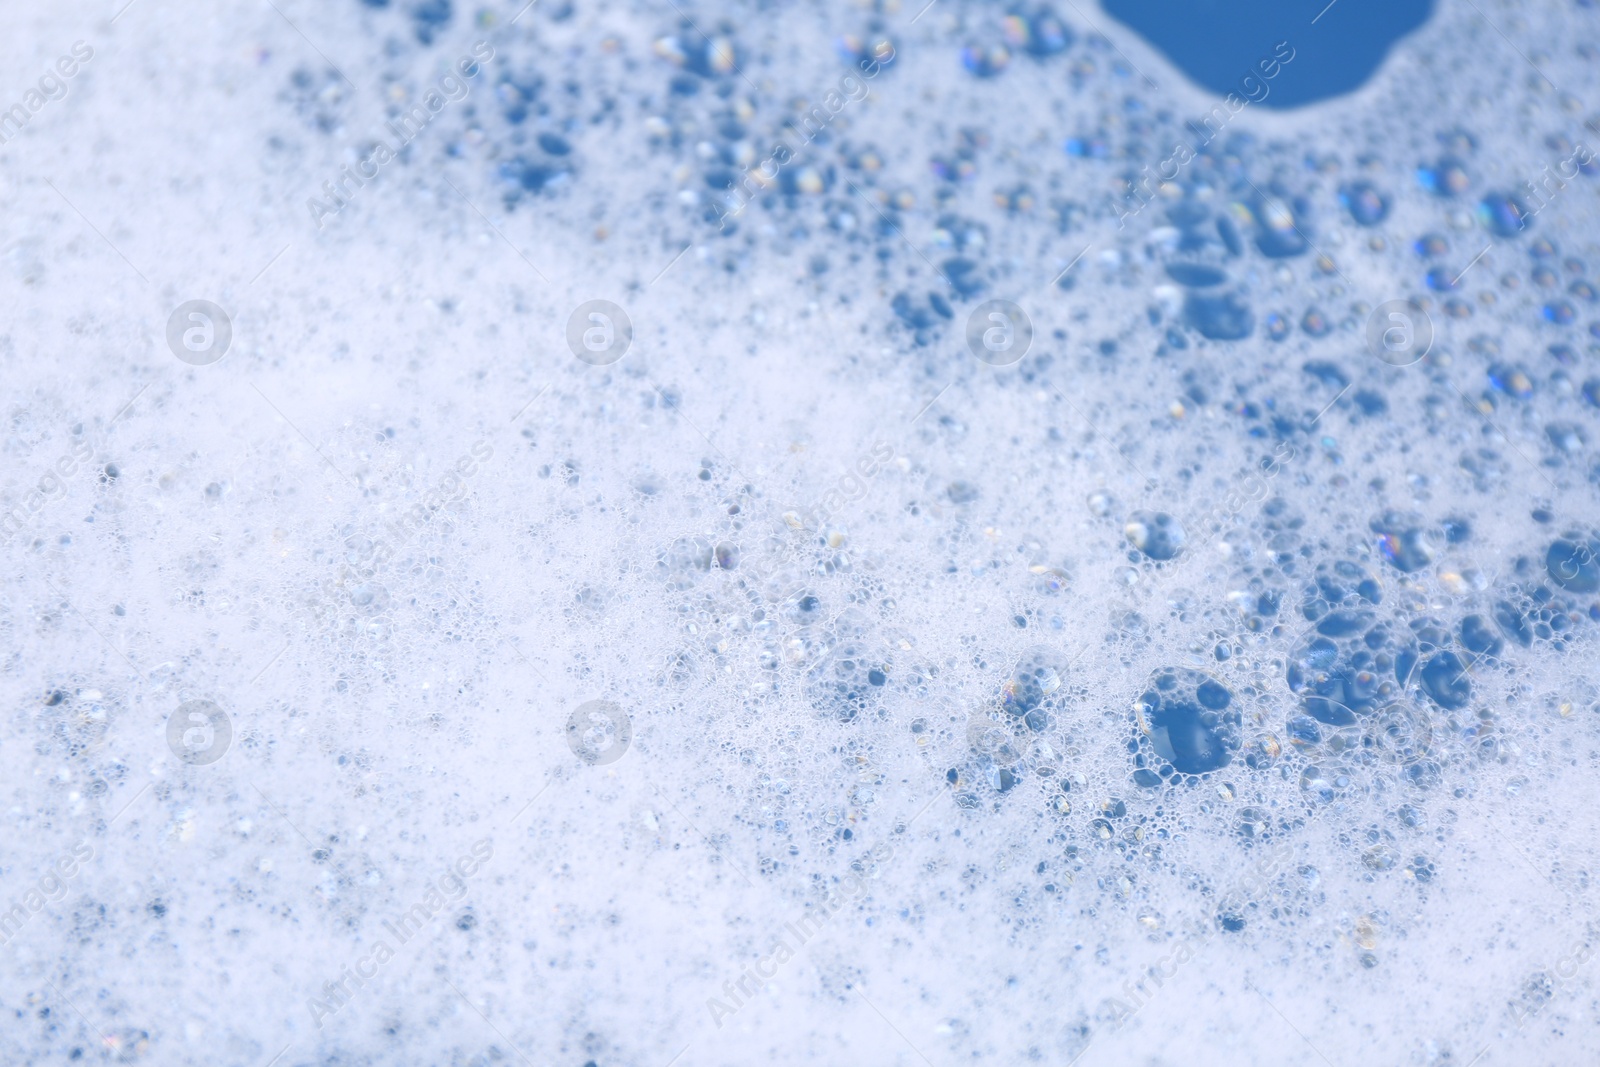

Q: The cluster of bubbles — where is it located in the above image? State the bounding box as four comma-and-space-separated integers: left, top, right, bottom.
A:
216, 2, 1600, 1056
297, 0, 1600, 380
959, 6, 1076, 78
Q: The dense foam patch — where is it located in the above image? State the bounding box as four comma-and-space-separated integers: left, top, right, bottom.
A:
2, 1, 1598, 1065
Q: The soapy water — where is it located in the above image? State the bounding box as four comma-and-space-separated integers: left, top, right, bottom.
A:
3, 0, 1600, 1064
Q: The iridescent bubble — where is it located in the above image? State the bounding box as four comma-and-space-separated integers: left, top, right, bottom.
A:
1002, 6, 1073, 55
1477, 192, 1531, 237
652, 35, 689, 67
961, 43, 1011, 77
1339, 181, 1389, 226
1413, 233, 1449, 257
1487, 364, 1533, 399
1371, 513, 1436, 573
781, 165, 828, 195
835, 34, 896, 69
1301, 308, 1332, 336
1286, 714, 1322, 748
1030, 565, 1070, 593
1252, 196, 1310, 258
655, 33, 738, 77
1125, 511, 1186, 561
1416, 157, 1470, 197
1363, 844, 1399, 871
705, 37, 738, 75
1543, 301, 1576, 325
1001, 648, 1065, 732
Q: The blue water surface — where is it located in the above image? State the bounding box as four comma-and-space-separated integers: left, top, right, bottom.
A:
1103, 0, 1436, 108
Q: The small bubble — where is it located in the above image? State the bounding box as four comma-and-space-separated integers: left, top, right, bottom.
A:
1416, 158, 1470, 197
1339, 181, 1390, 226
960, 44, 1011, 77
1125, 511, 1185, 561
1477, 192, 1531, 237
1363, 845, 1399, 871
